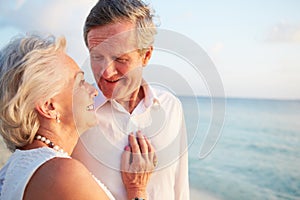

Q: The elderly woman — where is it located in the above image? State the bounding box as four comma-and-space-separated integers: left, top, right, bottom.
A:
0, 34, 154, 200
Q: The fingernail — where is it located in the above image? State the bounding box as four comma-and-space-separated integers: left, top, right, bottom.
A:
124, 146, 130, 151
137, 131, 142, 137
144, 135, 150, 141
128, 133, 133, 139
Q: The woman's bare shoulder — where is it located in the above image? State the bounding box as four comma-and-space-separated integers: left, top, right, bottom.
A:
23, 157, 110, 200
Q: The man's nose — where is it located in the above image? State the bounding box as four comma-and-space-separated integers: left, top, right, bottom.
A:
102, 60, 118, 78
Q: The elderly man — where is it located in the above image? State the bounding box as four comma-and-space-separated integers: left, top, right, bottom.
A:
72, 0, 190, 199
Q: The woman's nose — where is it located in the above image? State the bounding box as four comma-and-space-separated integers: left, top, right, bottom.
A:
88, 84, 98, 97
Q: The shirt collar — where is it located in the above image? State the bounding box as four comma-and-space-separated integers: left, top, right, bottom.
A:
141, 79, 160, 108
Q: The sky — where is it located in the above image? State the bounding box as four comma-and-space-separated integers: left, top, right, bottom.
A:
0, 0, 299, 100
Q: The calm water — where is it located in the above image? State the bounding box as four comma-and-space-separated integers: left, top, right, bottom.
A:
181, 97, 300, 200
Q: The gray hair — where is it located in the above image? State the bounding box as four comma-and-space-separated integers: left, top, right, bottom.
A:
0, 33, 66, 152
83, 0, 157, 51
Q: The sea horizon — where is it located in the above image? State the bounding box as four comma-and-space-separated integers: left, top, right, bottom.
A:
177, 95, 300, 102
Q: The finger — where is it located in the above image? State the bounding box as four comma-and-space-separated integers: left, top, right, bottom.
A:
144, 136, 154, 153
144, 137, 157, 170
129, 133, 141, 154
137, 131, 148, 155
121, 145, 131, 172
145, 137, 155, 161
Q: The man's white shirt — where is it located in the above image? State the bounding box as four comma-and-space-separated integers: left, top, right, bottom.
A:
73, 82, 190, 200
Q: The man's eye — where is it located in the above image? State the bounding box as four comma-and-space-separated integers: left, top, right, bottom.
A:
91, 55, 103, 61
116, 58, 128, 63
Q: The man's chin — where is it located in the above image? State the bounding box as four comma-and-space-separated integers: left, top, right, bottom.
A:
101, 88, 122, 99
99, 84, 118, 98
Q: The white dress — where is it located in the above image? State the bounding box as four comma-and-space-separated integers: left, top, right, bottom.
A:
0, 147, 115, 200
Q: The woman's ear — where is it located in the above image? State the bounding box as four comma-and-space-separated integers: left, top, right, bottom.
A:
142, 46, 153, 67
35, 99, 57, 120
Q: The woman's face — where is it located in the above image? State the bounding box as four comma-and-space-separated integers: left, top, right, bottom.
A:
72, 71, 98, 134
55, 53, 98, 135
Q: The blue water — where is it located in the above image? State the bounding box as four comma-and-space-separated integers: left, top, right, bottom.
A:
180, 97, 300, 200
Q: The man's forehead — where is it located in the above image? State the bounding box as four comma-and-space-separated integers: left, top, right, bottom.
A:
89, 33, 138, 54
87, 22, 137, 48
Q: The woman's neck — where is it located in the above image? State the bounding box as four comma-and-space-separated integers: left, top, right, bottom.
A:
22, 125, 78, 156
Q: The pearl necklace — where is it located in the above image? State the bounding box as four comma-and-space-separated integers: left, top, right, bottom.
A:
35, 135, 67, 155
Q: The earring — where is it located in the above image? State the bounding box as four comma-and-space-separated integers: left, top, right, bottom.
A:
56, 113, 61, 123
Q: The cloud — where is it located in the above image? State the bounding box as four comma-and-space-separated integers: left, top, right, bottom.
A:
210, 42, 224, 54
0, 0, 97, 32
16, 0, 26, 10
0, 0, 98, 64
265, 21, 300, 43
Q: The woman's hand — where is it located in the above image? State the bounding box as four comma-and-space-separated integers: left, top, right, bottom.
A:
121, 131, 156, 199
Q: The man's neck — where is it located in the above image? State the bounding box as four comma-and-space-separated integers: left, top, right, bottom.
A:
116, 86, 145, 114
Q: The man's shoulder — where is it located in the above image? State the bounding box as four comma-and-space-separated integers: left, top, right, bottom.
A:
151, 86, 182, 106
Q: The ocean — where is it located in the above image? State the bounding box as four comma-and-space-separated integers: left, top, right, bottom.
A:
182, 97, 300, 200
0, 97, 299, 199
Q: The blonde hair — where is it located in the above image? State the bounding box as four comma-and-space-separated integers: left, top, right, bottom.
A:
0, 33, 66, 152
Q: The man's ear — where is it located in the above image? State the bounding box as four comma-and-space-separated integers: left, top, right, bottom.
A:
142, 46, 153, 67
35, 99, 57, 120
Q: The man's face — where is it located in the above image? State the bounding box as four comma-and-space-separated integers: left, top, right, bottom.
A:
87, 21, 147, 101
